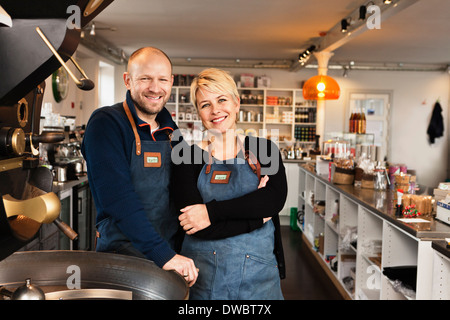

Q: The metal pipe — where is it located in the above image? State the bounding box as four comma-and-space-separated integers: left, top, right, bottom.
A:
35, 27, 95, 90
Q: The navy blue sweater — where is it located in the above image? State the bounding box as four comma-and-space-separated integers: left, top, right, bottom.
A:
81, 91, 178, 267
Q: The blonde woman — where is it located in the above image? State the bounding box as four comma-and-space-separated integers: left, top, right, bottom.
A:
173, 68, 286, 300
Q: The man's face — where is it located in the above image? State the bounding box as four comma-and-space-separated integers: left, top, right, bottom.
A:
124, 53, 173, 120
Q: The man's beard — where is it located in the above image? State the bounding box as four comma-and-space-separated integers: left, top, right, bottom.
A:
132, 96, 166, 116
134, 100, 162, 116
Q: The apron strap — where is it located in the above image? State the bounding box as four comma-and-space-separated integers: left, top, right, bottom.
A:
123, 101, 142, 156
205, 140, 213, 174
205, 135, 261, 180
237, 136, 261, 181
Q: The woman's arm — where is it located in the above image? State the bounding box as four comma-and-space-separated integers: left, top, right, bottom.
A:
206, 137, 288, 224
172, 144, 264, 240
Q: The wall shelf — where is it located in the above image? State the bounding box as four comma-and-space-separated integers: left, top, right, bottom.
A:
166, 86, 316, 145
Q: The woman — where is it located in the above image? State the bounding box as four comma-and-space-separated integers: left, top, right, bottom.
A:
173, 68, 287, 300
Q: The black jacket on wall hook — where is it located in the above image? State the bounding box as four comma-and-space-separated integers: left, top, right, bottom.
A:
427, 100, 444, 144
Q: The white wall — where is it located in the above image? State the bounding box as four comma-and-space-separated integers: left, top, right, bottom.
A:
41, 45, 125, 127
326, 68, 450, 188
41, 47, 450, 188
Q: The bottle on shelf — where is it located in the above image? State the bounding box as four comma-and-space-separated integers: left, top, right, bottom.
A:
349, 109, 355, 133
354, 108, 361, 133
350, 108, 367, 134
360, 108, 366, 134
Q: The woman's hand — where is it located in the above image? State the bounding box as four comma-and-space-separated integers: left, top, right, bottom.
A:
258, 175, 272, 223
179, 204, 211, 235
258, 175, 269, 189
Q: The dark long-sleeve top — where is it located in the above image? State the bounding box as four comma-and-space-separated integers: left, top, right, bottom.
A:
173, 136, 287, 277
81, 91, 178, 268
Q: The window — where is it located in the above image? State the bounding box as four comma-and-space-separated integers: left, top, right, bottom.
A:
347, 90, 392, 161
98, 60, 115, 107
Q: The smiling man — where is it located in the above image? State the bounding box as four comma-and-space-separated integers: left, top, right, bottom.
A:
124, 48, 173, 127
82, 47, 198, 286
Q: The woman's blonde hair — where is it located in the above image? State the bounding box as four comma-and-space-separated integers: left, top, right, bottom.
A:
190, 68, 239, 109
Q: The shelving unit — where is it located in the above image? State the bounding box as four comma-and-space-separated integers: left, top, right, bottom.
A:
298, 165, 450, 300
166, 86, 316, 146
431, 241, 450, 300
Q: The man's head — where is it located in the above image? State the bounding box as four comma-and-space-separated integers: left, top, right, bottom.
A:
123, 47, 173, 123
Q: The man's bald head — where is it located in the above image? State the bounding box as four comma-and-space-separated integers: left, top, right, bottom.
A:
127, 47, 173, 74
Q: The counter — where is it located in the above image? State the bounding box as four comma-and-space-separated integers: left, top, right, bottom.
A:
52, 175, 88, 194
50, 174, 94, 251
303, 167, 450, 239
297, 164, 450, 300
432, 240, 450, 259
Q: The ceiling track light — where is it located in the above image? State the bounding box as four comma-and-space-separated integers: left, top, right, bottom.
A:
341, 19, 349, 33
298, 45, 316, 65
90, 22, 95, 36
384, 0, 392, 4
359, 5, 367, 20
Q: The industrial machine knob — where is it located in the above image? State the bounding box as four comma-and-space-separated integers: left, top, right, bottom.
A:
0, 126, 26, 156
11, 278, 45, 300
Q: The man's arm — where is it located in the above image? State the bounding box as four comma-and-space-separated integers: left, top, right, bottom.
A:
82, 108, 175, 266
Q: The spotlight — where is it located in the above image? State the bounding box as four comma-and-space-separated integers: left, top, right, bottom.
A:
341, 19, 348, 33
305, 45, 316, 54
298, 45, 316, 65
384, 0, 392, 4
90, 22, 96, 36
359, 6, 367, 20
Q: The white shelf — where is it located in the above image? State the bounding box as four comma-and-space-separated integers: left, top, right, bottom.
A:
432, 249, 450, 299
298, 165, 450, 300
167, 86, 316, 144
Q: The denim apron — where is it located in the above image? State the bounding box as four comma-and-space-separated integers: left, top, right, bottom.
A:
95, 101, 178, 257
181, 137, 283, 300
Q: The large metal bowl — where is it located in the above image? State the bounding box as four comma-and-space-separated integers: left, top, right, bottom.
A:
0, 251, 188, 300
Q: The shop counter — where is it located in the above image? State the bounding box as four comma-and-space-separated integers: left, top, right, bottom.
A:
297, 164, 450, 300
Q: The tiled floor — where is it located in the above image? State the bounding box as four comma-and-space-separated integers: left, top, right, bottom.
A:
280, 226, 344, 300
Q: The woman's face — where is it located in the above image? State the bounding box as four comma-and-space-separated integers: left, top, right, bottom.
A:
196, 88, 240, 133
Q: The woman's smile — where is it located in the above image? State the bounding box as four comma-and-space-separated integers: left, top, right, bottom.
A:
211, 115, 227, 123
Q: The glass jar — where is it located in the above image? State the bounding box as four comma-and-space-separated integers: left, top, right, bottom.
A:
374, 167, 387, 190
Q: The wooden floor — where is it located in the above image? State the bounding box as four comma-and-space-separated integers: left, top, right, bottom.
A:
280, 226, 344, 300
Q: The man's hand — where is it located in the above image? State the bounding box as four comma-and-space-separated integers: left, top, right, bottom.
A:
179, 204, 210, 235
162, 254, 198, 287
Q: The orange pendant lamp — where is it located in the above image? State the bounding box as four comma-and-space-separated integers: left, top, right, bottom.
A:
303, 51, 340, 100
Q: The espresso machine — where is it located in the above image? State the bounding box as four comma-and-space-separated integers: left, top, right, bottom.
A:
0, 0, 188, 300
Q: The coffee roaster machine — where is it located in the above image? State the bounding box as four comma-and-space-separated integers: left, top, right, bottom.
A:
0, 0, 188, 300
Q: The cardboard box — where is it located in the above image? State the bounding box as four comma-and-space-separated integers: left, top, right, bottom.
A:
316, 157, 330, 176
436, 201, 450, 225
240, 73, 255, 88
434, 188, 450, 200
256, 75, 271, 88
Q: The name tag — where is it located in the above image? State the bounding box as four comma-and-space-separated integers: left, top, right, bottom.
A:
144, 152, 161, 167
210, 171, 231, 184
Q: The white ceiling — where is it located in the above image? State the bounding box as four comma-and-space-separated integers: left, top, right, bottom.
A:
89, 0, 450, 70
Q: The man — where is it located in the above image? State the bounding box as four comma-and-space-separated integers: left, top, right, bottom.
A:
82, 47, 198, 285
